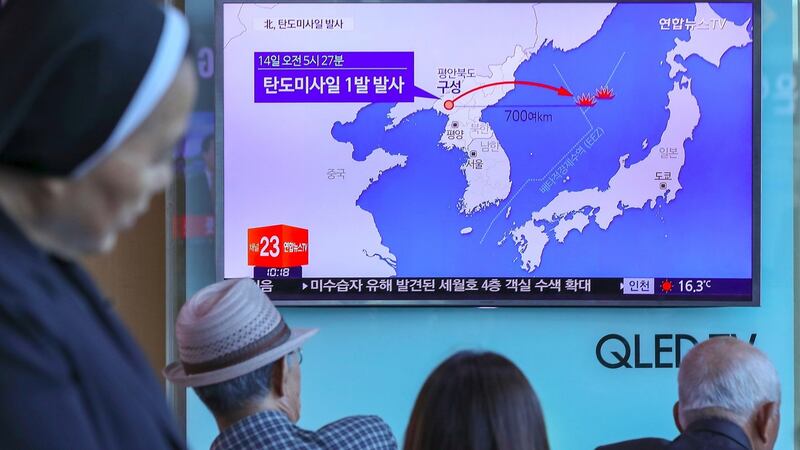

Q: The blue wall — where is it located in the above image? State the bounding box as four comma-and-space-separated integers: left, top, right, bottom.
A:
184, 0, 795, 448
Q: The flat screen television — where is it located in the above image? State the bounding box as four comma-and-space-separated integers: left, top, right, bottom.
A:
216, 0, 760, 306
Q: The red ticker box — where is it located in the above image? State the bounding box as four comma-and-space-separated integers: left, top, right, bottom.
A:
248, 225, 309, 268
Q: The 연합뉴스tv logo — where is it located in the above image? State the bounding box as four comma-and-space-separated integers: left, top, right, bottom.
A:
248, 225, 309, 273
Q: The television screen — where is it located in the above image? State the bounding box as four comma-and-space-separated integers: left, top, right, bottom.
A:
217, 0, 759, 305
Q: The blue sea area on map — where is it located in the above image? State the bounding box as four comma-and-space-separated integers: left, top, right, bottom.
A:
332, 3, 753, 278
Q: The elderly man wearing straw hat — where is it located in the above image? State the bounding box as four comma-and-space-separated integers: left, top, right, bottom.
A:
165, 279, 397, 450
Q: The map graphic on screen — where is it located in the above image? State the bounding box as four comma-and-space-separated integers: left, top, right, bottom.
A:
219, 1, 759, 305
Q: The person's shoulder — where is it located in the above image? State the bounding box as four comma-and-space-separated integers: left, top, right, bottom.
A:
0, 245, 71, 332
317, 415, 397, 450
0, 225, 54, 314
0, 248, 52, 327
596, 437, 671, 450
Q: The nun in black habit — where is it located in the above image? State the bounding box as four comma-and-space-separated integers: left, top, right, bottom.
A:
0, 0, 196, 448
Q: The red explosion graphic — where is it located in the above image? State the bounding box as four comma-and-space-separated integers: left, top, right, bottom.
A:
595, 86, 615, 100
575, 93, 597, 107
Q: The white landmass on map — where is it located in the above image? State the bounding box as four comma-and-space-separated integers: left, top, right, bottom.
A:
512, 222, 550, 272
349, 148, 408, 272
531, 3, 616, 53
507, 4, 751, 273
459, 136, 513, 214
436, 46, 532, 214
666, 3, 752, 78
512, 79, 700, 272
553, 212, 591, 242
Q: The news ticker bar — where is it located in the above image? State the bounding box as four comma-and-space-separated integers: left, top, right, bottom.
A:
249, 277, 753, 301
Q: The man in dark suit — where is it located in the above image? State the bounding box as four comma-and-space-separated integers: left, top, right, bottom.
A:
597, 337, 781, 450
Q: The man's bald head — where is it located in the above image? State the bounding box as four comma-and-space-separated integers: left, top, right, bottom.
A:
679, 337, 779, 420
676, 337, 780, 450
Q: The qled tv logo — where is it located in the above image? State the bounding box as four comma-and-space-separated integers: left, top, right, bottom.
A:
595, 333, 758, 369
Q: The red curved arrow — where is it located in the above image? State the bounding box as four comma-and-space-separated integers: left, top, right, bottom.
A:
452, 81, 573, 104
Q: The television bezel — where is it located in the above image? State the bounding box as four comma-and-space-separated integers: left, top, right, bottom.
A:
214, 0, 762, 307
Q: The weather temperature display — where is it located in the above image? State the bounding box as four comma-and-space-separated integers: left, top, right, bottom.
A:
657, 279, 714, 294
678, 279, 713, 293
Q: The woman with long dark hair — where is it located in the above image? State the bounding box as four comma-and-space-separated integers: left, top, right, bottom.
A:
404, 351, 551, 450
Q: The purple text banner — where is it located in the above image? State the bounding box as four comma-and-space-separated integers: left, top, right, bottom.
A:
253, 51, 437, 103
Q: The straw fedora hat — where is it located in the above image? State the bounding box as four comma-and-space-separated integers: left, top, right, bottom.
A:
164, 278, 317, 387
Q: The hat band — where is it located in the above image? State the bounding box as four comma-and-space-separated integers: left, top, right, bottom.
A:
181, 319, 291, 376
